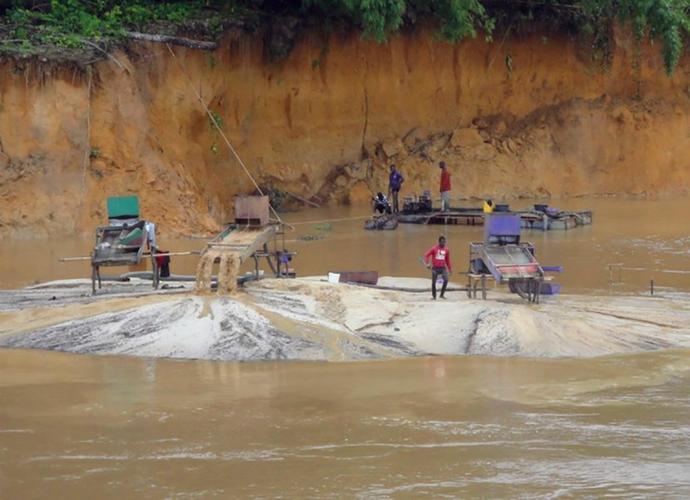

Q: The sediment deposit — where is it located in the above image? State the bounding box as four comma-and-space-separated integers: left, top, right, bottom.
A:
2, 277, 689, 360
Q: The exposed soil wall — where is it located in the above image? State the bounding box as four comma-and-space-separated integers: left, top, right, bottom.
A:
1, 26, 690, 237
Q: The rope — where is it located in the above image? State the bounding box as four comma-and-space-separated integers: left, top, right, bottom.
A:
611, 265, 690, 276
288, 215, 371, 226
80, 67, 92, 197
165, 43, 284, 225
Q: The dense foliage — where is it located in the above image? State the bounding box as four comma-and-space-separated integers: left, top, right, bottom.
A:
2, 0, 690, 73
572, 0, 690, 73
6, 1, 206, 45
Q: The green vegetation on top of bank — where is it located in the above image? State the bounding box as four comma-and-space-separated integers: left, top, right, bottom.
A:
0, 0, 234, 61
1, 1, 690, 74
7, 0, 203, 44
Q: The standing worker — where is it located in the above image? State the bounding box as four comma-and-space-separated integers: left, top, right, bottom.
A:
388, 164, 404, 213
439, 161, 451, 212
424, 235, 452, 300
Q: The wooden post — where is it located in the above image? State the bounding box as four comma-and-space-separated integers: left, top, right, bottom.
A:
650, 279, 654, 296
151, 253, 160, 290
607, 263, 624, 284
263, 243, 278, 277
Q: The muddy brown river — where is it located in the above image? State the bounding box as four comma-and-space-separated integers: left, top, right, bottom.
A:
1, 198, 690, 497
1, 348, 689, 497
1, 198, 689, 293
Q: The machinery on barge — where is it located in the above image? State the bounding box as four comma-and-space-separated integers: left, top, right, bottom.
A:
396, 193, 592, 230
467, 213, 562, 303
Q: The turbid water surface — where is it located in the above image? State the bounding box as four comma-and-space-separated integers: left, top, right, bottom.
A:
1, 348, 689, 498
2, 198, 690, 293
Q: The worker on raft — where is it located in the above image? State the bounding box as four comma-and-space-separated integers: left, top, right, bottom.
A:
388, 164, 405, 213
424, 235, 452, 300
439, 161, 451, 212
483, 199, 494, 213
372, 192, 392, 215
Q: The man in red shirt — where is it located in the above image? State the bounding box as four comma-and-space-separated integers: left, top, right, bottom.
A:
439, 161, 451, 212
424, 235, 452, 299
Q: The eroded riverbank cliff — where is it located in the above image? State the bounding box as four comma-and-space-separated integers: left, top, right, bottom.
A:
2, 26, 690, 237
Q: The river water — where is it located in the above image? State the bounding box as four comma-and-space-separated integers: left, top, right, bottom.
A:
1, 348, 689, 498
1, 198, 689, 293
1, 198, 690, 497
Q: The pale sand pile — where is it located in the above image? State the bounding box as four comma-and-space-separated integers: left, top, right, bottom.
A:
1, 277, 689, 361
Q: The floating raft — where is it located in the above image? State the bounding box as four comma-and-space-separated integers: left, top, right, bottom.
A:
364, 215, 399, 230
397, 208, 483, 225
397, 208, 592, 230
520, 210, 593, 230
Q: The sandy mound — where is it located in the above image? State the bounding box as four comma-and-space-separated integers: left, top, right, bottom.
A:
1, 277, 689, 361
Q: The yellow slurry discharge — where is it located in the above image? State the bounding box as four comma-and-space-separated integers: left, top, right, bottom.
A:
195, 226, 276, 294
195, 250, 240, 293
1, 277, 689, 361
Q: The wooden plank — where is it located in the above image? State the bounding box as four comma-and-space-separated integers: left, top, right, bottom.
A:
331, 271, 379, 285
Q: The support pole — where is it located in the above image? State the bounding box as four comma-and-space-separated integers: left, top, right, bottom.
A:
263, 243, 278, 276
151, 253, 160, 290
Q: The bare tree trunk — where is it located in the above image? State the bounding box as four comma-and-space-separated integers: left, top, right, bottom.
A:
126, 32, 218, 50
